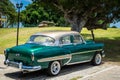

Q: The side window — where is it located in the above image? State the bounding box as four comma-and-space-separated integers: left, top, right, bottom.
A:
60, 35, 71, 45
73, 35, 83, 44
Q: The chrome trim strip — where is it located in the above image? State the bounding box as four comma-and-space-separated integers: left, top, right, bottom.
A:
37, 49, 102, 63
72, 49, 102, 55
65, 49, 102, 65
66, 60, 91, 65
64, 54, 72, 65
37, 54, 71, 62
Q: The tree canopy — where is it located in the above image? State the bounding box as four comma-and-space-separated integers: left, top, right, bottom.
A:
21, 2, 67, 27
0, 0, 17, 28
34, 0, 120, 32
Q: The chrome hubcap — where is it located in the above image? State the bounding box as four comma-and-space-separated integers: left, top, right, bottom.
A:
51, 61, 60, 75
95, 54, 102, 64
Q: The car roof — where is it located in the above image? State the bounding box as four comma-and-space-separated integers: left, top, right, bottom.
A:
33, 31, 80, 40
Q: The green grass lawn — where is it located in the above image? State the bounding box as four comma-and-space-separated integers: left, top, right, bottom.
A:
0, 27, 120, 62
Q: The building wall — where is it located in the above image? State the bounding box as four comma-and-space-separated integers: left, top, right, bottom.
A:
0, 12, 7, 28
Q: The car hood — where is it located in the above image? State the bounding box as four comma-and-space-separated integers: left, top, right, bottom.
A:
9, 43, 47, 54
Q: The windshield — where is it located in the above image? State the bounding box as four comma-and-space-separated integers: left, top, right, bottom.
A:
27, 35, 55, 46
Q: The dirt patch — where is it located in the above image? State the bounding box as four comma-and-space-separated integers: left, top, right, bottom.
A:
105, 61, 120, 66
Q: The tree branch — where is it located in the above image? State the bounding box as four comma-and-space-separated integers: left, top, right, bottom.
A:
53, 3, 64, 12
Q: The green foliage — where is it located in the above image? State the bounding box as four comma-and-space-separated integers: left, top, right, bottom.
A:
35, 0, 120, 31
0, 0, 17, 27
21, 2, 66, 27
111, 26, 117, 28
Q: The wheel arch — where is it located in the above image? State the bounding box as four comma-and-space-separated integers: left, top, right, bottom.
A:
48, 60, 62, 68
93, 50, 103, 57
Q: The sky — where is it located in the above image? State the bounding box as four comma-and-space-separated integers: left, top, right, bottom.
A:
110, 22, 120, 28
10, 0, 120, 28
10, 0, 32, 10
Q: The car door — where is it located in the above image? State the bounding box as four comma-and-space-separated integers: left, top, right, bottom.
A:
60, 35, 76, 53
69, 35, 94, 63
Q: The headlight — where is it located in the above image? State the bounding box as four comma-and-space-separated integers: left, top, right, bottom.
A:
31, 53, 35, 61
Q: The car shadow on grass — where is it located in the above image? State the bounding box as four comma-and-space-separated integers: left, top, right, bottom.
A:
4, 62, 96, 80
95, 37, 120, 62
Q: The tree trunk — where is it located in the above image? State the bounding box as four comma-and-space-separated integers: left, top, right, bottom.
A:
0, 13, 2, 28
64, 13, 87, 33
0, 21, 2, 28
71, 19, 86, 32
91, 29, 95, 41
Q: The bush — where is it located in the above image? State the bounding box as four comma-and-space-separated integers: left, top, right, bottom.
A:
24, 24, 38, 27
111, 26, 117, 28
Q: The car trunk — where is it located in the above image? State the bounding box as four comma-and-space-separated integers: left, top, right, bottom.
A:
7, 43, 46, 66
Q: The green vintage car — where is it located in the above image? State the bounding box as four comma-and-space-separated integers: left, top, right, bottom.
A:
4, 31, 105, 76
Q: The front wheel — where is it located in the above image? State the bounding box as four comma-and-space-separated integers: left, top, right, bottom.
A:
91, 53, 102, 65
47, 61, 61, 76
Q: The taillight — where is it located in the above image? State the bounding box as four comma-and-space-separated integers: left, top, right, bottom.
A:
31, 53, 34, 61
4, 49, 8, 60
4, 49, 6, 56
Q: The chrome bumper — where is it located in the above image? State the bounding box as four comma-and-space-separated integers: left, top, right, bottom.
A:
4, 60, 41, 72
101, 50, 105, 57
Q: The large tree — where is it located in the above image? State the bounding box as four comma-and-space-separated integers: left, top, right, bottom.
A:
0, 0, 17, 28
34, 0, 120, 32
21, 2, 66, 27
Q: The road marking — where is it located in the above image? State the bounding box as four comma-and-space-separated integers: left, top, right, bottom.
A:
80, 65, 118, 80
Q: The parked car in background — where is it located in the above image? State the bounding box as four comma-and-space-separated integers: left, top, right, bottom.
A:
38, 21, 54, 27
4, 31, 105, 76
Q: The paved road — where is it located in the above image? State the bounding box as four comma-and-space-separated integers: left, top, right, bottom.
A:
0, 55, 120, 80
80, 65, 120, 80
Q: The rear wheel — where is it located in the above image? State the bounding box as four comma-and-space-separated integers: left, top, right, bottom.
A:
92, 53, 102, 65
47, 61, 61, 76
